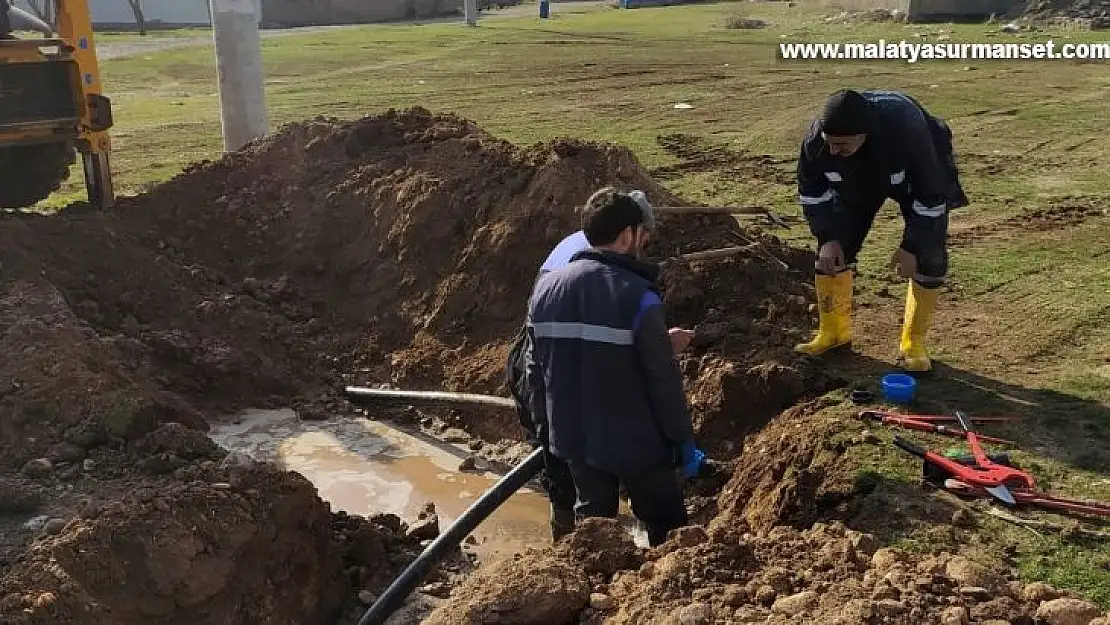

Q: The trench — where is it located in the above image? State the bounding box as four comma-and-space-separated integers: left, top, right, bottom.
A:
209, 408, 561, 562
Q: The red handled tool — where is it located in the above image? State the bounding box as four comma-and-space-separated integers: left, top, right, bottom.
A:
860, 410, 1015, 446
892, 410, 1036, 505
890, 412, 1110, 520
861, 409, 1020, 424
943, 479, 1110, 519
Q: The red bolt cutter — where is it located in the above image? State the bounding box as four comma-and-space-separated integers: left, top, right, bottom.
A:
892, 411, 1035, 505
859, 410, 1015, 446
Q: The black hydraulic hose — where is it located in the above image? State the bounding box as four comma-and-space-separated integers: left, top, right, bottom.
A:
357, 446, 545, 625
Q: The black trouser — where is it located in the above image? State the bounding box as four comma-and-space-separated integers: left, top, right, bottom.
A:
834, 199, 949, 287
568, 460, 688, 547
540, 446, 577, 540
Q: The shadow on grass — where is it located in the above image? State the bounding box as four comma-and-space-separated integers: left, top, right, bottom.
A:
792, 349, 1110, 607
826, 351, 1110, 475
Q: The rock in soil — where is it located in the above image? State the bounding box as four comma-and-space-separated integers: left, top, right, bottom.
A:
1034, 597, 1103, 625
1023, 581, 1065, 602
422, 549, 590, 624
429, 488, 1077, 625
589, 593, 615, 611
772, 590, 818, 616
0, 462, 421, 624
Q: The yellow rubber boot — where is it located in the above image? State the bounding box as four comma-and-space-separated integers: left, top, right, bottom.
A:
795, 271, 852, 355
899, 281, 941, 372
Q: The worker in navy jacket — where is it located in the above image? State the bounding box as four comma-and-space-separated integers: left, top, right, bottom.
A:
505, 190, 695, 542
525, 187, 703, 547
506, 190, 697, 543
794, 89, 969, 373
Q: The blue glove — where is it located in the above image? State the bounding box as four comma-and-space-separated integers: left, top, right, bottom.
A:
679, 440, 706, 479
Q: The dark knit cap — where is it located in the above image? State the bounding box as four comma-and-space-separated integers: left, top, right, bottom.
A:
820, 89, 871, 136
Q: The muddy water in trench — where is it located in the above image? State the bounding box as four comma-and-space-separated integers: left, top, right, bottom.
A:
209, 408, 554, 560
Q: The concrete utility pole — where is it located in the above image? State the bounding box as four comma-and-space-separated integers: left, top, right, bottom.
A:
209, 0, 269, 152
464, 0, 478, 26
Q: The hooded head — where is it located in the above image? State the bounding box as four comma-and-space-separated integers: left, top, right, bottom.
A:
819, 89, 871, 157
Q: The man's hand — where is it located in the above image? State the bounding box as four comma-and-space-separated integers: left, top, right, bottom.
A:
816, 241, 846, 274
889, 248, 917, 280
668, 327, 695, 353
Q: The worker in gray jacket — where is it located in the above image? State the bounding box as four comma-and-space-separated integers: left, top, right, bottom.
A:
525, 187, 704, 547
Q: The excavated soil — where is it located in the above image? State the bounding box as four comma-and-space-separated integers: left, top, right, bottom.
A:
427, 411, 1110, 625
0, 107, 851, 623
430, 515, 1110, 625
0, 423, 433, 625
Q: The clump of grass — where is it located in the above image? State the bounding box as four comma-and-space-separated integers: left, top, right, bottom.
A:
725, 14, 768, 29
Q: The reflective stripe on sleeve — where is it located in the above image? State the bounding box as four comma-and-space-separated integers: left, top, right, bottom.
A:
530, 322, 634, 346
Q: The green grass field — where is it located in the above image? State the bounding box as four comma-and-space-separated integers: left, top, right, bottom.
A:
74, 0, 1110, 606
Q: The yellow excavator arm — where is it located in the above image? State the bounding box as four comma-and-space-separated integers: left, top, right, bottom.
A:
0, 0, 114, 209
57, 0, 114, 207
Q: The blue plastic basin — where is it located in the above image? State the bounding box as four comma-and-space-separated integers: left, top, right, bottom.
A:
881, 373, 917, 404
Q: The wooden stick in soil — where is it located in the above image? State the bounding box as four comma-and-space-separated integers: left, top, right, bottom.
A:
674, 244, 758, 263
655, 205, 769, 215
931, 487, 1044, 540
656, 205, 791, 228
984, 507, 1110, 539
729, 229, 790, 270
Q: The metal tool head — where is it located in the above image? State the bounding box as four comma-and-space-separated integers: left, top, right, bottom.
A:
954, 410, 974, 432
986, 484, 1016, 505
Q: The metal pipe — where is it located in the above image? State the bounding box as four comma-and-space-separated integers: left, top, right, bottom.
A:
344, 386, 516, 409
357, 447, 545, 625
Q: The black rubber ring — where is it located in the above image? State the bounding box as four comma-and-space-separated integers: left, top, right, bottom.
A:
850, 389, 875, 405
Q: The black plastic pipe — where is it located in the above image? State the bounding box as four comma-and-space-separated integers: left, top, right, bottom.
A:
357, 446, 545, 625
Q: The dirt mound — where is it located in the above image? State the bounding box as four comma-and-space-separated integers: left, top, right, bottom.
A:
597, 522, 1097, 625
17, 109, 690, 446
0, 424, 425, 625
423, 549, 591, 625
428, 513, 1108, 625
710, 401, 859, 532
0, 106, 833, 462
